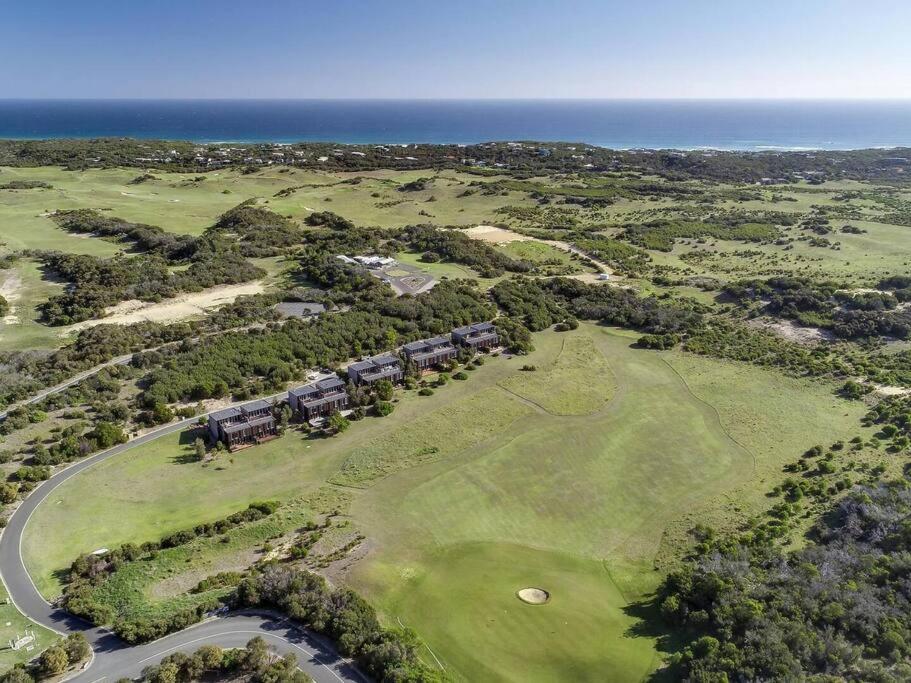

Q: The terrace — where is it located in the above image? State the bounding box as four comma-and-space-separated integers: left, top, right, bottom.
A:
451, 322, 499, 350
347, 353, 404, 386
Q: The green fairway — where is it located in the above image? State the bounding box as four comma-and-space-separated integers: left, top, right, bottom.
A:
22, 325, 865, 680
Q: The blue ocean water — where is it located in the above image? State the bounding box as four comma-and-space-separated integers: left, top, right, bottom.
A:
1, 99, 910, 150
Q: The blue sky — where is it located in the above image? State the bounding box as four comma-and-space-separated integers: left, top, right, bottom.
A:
2, 0, 910, 98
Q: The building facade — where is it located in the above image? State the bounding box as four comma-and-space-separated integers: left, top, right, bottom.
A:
288, 376, 349, 421
208, 399, 278, 450
347, 353, 404, 386
451, 322, 499, 350
402, 336, 457, 371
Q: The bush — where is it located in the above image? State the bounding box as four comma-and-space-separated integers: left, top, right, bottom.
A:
453, 371, 468, 380
418, 387, 434, 396
15, 465, 51, 482
373, 401, 394, 417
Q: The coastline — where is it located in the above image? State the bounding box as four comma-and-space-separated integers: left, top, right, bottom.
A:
2, 99, 911, 151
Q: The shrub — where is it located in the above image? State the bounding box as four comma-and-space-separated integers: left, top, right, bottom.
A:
373, 401, 394, 417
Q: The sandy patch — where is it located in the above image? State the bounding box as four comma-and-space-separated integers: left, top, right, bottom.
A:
517, 588, 550, 605
748, 317, 833, 345
460, 225, 534, 244
0, 272, 22, 324
66, 281, 265, 332
872, 384, 911, 397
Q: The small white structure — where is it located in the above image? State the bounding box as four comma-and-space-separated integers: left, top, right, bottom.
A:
597, 273, 611, 281
354, 255, 395, 268
9, 630, 35, 651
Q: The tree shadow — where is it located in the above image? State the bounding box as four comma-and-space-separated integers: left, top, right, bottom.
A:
623, 592, 687, 682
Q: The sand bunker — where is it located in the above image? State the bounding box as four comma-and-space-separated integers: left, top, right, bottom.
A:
517, 588, 550, 605
66, 281, 265, 332
461, 225, 533, 244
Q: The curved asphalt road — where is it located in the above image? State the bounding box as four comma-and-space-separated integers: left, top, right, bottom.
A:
0, 354, 135, 421
0, 406, 365, 683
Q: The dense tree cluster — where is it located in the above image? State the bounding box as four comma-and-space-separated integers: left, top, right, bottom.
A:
490, 277, 703, 336
661, 478, 911, 682
52, 209, 199, 260
0, 180, 53, 190
570, 235, 651, 273
140, 638, 308, 683
304, 210, 355, 231
140, 280, 493, 407
237, 564, 442, 682
402, 224, 530, 277
33, 249, 263, 325
621, 219, 780, 252
207, 201, 304, 256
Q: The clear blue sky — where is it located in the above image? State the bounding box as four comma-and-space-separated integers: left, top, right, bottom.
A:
3, 0, 910, 99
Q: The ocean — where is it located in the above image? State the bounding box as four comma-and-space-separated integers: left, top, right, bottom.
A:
1, 99, 910, 151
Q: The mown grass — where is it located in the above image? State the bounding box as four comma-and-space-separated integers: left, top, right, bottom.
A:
329, 387, 532, 487
498, 335, 616, 415
0, 583, 58, 672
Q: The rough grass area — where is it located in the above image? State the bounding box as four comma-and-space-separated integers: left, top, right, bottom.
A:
329, 387, 532, 487
84, 500, 314, 624
496, 240, 578, 265
23, 429, 343, 598
498, 335, 616, 415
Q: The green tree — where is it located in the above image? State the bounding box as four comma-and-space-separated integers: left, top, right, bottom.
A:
194, 438, 206, 460
88, 421, 127, 449
195, 644, 223, 669
39, 645, 69, 675
63, 632, 90, 664
385, 328, 398, 349
328, 412, 350, 434
374, 379, 394, 401
0, 482, 18, 504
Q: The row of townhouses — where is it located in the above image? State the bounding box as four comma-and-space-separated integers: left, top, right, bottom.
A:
208, 322, 499, 449
207, 399, 278, 451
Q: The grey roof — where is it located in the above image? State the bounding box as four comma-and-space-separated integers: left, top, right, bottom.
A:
426, 335, 452, 346
372, 353, 401, 366
243, 399, 272, 413
210, 407, 242, 422
453, 322, 497, 337
348, 360, 374, 372
290, 385, 320, 398
403, 340, 428, 352
317, 376, 345, 391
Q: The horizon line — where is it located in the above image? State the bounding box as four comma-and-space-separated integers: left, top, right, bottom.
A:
3, 97, 911, 103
